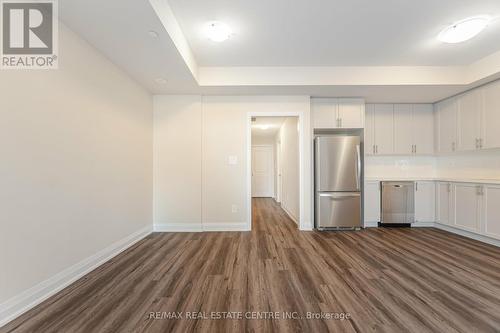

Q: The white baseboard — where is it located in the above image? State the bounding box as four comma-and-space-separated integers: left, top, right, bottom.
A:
153, 223, 203, 232
412, 221, 435, 227
0, 225, 152, 328
281, 205, 299, 225
434, 223, 500, 247
364, 221, 379, 228
153, 222, 249, 232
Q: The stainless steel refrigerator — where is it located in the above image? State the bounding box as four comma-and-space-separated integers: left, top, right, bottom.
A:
314, 131, 363, 229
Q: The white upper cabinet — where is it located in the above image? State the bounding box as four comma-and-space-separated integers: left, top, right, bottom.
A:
312, 98, 337, 128
482, 80, 500, 149
337, 98, 365, 128
457, 90, 482, 151
311, 98, 364, 129
367, 103, 433, 156
412, 104, 434, 155
415, 181, 435, 223
394, 104, 413, 155
365, 104, 375, 155
436, 97, 458, 154
373, 104, 394, 155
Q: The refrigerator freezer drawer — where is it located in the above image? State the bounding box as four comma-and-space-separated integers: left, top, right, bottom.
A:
316, 192, 361, 228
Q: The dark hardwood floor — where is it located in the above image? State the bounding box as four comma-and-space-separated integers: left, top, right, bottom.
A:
2, 198, 500, 332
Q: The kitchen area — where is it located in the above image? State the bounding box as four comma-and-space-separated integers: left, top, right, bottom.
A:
312, 79, 500, 246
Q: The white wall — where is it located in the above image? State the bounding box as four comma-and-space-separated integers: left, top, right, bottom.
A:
277, 118, 300, 222
365, 156, 436, 179
153, 95, 202, 229
0, 23, 153, 307
153, 95, 312, 230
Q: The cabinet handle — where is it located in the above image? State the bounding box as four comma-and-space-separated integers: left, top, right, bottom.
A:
340, 118, 342, 128
414, 145, 417, 154
479, 138, 483, 149
376, 145, 378, 154
447, 183, 451, 193
475, 138, 479, 149
452, 142, 456, 151
416, 182, 418, 191
373, 145, 376, 154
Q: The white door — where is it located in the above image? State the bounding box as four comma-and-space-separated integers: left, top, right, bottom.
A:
373, 104, 394, 155
457, 90, 481, 151
454, 183, 480, 232
483, 185, 500, 240
252, 146, 274, 197
412, 104, 434, 155
437, 98, 458, 153
311, 98, 338, 129
364, 181, 381, 223
415, 181, 435, 223
365, 104, 375, 155
437, 182, 452, 225
482, 81, 500, 149
394, 104, 413, 154
338, 98, 364, 128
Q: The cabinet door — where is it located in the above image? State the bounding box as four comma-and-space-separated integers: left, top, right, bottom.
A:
415, 181, 435, 223
457, 90, 481, 151
338, 98, 365, 128
436, 98, 458, 153
454, 184, 480, 233
393, 104, 413, 154
373, 104, 394, 155
312, 98, 337, 128
482, 81, 500, 149
483, 185, 500, 240
364, 181, 380, 223
365, 104, 375, 155
437, 182, 452, 225
412, 104, 434, 155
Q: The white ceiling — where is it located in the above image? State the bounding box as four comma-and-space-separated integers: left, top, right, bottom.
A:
169, 0, 500, 66
59, 0, 500, 102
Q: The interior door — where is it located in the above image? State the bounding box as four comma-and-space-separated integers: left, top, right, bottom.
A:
252, 146, 274, 197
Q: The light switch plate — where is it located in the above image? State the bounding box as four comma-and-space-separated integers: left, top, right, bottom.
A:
228, 155, 238, 165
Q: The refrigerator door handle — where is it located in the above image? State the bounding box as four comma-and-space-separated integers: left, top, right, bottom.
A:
319, 193, 361, 198
356, 144, 361, 191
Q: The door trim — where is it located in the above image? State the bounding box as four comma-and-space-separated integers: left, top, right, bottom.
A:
247, 111, 307, 231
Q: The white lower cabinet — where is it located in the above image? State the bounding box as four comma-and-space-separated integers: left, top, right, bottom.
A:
364, 181, 380, 224
483, 185, 500, 240
436, 182, 453, 226
415, 181, 435, 223
453, 183, 481, 233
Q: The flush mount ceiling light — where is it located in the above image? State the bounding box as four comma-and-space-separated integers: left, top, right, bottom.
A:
148, 30, 159, 38
205, 21, 232, 42
438, 16, 491, 43
258, 125, 270, 130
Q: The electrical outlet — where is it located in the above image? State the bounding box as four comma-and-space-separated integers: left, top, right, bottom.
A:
231, 205, 238, 213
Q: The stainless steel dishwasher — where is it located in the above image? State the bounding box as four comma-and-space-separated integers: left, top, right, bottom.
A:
381, 181, 415, 225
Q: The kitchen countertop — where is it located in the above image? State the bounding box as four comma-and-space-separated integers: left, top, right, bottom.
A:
365, 177, 500, 185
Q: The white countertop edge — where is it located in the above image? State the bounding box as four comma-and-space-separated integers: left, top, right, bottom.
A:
365, 177, 500, 185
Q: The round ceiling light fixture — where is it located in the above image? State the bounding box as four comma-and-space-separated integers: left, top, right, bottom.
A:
205, 21, 232, 42
155, 78, 167, 85
438, 16, 491, 43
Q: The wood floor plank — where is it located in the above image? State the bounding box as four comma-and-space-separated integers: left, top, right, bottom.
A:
2, 198, 500, 333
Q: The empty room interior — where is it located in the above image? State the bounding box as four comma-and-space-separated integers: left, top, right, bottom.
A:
1, 0, 500, 332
